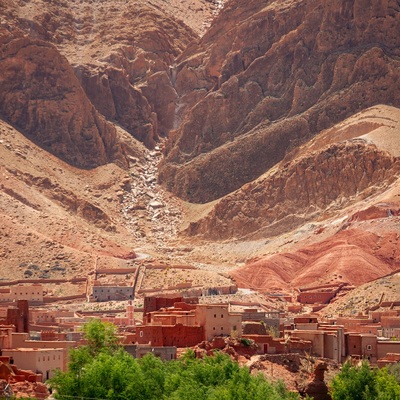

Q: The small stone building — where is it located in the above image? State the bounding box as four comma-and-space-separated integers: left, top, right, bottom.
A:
92, 285, 134, 301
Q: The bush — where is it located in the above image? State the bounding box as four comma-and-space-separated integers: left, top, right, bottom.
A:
50, 321, 299, 400
330, 360, 400, 400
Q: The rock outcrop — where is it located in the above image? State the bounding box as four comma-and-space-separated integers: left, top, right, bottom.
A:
159, 0, 400, 202
186, 141, 400, 240
0, 31, 125, 168
301, 361, 331, 400
3, 0, 199, 148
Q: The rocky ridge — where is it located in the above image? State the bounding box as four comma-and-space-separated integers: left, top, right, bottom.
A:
0, 30, 126, 169
186, 140, 400, 240
1, 0, 222, 150
159, 0, 400, 202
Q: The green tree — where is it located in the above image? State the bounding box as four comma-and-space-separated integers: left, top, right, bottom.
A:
51, 321, 300, 400
330, 361, 400, 400
82, 318, 119, 356
388, 362, 400, 384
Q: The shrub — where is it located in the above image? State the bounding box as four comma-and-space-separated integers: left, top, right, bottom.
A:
330, 360, 400, 400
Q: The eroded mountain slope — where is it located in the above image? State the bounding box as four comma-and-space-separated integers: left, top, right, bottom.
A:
0, 119, 139, 278
0, 30, 126, 168
159, 0, 400, 202
1, 0, 218, 148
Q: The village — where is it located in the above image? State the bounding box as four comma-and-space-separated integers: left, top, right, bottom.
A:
0, 261, 400, 397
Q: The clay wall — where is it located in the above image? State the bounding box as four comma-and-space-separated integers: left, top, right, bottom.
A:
242, 334, 286, 354
287, 305, 303, 313
11, 333, 30, 348
0, 326, 13, 349
377, 341, 400, 360
288, 330, 325, 358
370, 310, 398, 323
40, 331, 57, 341
298, 283, 347, 292
173, 302, 197, 311
239, 310, 279, 331
149, 312, 197, 327
101, 316, 130, 326
30, 309, 74, 324
10, 285, 43, 303
381, 316, 400, 339
136, 325, 204, 347
336, 317, 374, 332
0, 278, 86, 286
345, 333, 377, 361
136, 325, 163, 346
294, 316, 318, 324
7, 301, 29, 333
143, 296, 183, 315
286, 338, 313, 354
145, 264, 196, 270
136, 345, 177, 361
297, 291, 335, 304
347, 324, 380, 335
377, 352, 400, 368
361, 335, 378, 362
43, 294, 86, 303
95, 268, 137, 275
378, 301, 400, 308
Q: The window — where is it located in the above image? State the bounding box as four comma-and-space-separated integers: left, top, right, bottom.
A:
221, 314, 224, 318
213, 327, 215, 331
366, 345, 372, 350
140, 331, 144, 337
214, 314, 216, 318
221, 327, 223, 330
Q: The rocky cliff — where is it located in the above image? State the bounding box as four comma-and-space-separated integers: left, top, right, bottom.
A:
2, 0, 201, 148
0, 30, 125, 168
185, 140, 400, 240
159, 0, 400, 202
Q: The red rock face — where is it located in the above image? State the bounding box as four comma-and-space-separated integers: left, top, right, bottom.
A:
231, 228, 400, 292
0, 32, 126, 169
160, 0, 400, 202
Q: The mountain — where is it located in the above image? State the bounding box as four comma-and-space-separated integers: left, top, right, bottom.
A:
159, 0, 400, 203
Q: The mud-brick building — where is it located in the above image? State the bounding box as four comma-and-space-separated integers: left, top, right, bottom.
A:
345, 333, 377, 362
380, 316, 400, 338
0, 284, 43, 304
2, 348, 64, 381
287, 327, 345, 364
137, 300, 242, 347
6, 300, 29, 333
136, 324, 204, 347
196, 304, 242, 341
